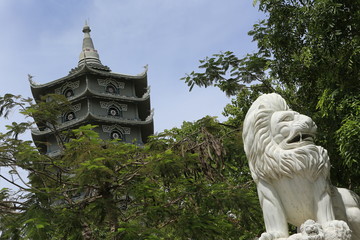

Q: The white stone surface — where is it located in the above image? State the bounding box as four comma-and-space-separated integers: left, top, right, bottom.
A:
242, 93, 360, 240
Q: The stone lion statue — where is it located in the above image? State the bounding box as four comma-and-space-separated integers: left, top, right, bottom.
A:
242, 93, 360, 240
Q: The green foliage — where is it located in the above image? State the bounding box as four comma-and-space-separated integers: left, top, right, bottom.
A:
181, 51, 273, 97
184, 0, 360, 193
335, 96, 360, 170
0, 95, 262, 239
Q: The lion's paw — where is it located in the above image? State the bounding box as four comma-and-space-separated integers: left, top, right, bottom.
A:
259, 232, 275, 240
259, 231, 285, 240
300, 220, 324, 240
323, 220, 351, 240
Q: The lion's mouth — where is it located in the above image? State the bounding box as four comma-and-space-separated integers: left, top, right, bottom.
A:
287, 133, 315, 144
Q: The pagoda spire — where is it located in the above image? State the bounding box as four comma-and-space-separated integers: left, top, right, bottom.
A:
78, 22, 102, 66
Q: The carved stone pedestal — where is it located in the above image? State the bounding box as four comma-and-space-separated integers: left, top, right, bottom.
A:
258, 218, 351, 240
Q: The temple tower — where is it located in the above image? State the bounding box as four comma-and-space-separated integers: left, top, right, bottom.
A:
30, 23, 154, 156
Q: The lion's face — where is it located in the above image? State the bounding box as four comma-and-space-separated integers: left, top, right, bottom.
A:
243, 93, 329, 182
270, 110, 317, 150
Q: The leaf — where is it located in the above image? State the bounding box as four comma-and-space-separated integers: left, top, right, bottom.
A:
35, 224, 45, 229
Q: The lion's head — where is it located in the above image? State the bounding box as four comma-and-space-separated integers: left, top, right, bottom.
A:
242, 93, 330, 182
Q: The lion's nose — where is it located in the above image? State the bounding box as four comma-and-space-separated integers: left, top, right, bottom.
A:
304, 117, 315, 129
296, 115, 317, 130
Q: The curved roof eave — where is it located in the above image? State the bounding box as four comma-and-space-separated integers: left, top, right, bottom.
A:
87, 88, 150, 102
31, 112, 154, 137
31, 113, 92, 137
61, 86, 150, 103
30, 64, 148, 91
90, 65, 148, 80
89, 113, 154, 126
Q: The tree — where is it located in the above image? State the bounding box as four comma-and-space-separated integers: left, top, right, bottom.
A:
4, 0, 360, 238
183, 0, 360, 193
0, 94, 262, 239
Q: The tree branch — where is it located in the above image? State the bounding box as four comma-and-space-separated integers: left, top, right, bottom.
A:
0, 174, 29, 191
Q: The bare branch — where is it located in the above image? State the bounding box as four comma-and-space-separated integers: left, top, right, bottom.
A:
0, 174, 29, 191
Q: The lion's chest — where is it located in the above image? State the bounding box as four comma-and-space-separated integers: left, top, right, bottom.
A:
272, 175, 319, 227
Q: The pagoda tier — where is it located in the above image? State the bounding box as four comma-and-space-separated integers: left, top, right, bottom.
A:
31, 111, 154, 155
30, 24, 154, 155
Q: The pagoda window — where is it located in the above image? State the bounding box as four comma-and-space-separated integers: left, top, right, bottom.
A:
108, 106, 122, 117
63, 88, 74, 98
63, 112, 76, 122
110, 130, 124, 141
106, 84, 118, 94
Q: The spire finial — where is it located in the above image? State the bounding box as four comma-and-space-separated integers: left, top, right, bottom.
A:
83, 20, 90, 34
78, 22, 102, 66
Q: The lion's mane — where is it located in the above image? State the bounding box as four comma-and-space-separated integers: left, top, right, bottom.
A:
242, 93, 330, 182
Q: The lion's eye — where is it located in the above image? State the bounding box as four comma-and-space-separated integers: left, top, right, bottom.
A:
281, 115, 293, 122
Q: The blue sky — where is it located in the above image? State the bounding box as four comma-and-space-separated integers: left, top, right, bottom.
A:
0, 0, 264, 136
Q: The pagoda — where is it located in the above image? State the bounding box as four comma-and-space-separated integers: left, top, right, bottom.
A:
30, 23, 154, 156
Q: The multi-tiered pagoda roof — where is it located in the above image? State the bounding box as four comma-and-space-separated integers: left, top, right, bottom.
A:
30, 23, 154, 155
